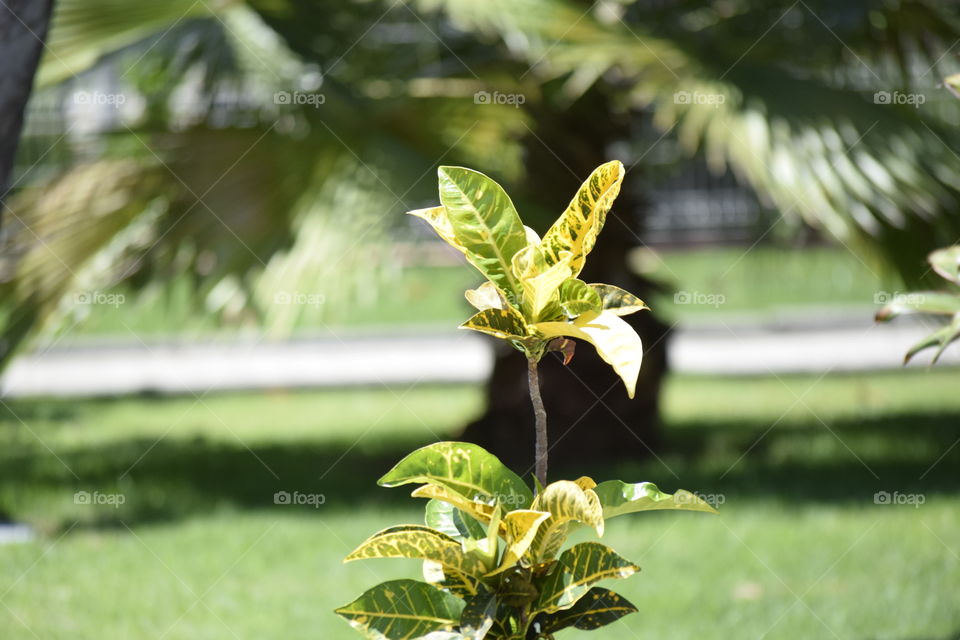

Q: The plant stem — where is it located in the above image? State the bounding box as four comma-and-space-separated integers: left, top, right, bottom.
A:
527, 357, 548, 488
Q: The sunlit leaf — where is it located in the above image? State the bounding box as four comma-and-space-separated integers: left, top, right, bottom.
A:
527, 480, 604, 562
379, 442, 534, 516
589, 283, 648, 316
464, 281, 506, 312
345, 525, 489, 579
425, 499, 488, 541
335, 579, 464, 640
534, 310, 643, 398
487, 509, 551, 576
437, 166, 527, 298
533, 543, 639, 614
538, 160, 625, 277
558, 278, 602, 319
459, 307, 528, 341
593, 480, 718, 519
535, 587, 637, 633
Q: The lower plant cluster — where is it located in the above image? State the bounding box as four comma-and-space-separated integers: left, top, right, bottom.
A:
335, 442, 716, 639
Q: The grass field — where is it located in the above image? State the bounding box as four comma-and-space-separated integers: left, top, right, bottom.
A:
1, 368, 959, 639
67, 245, 893, 339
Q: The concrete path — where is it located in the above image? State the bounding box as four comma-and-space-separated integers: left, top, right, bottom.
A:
1, 314, 957, 397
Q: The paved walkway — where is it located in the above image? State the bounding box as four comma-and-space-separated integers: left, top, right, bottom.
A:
1, 315, 956, 397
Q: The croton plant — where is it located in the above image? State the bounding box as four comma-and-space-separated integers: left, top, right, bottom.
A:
335, 162, 716, 639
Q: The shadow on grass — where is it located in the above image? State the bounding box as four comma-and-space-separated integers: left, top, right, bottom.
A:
1, 406, 959, 533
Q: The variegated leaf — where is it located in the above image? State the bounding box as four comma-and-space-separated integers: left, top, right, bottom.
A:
486, 509, 551, 576
407, 206, 463, 254
379, 442, 533, 511
412, 485, 497, 527
423, 560, 480, 599
437, 166, 527, 298
593, 480, 719, 519
534, 310, 643, 398
536, 587, 637, 633
534, 543, 639, 615
425, 498, 488, 540
558, 278, 602, 319
538, 160, 625, 277
335, 579, 464, 640
345, 525, 489, 579
589, 283, 648, 316
527, 480, 604, 563
459, 307, 528, 341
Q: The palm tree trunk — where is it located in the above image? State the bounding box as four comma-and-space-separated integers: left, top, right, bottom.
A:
0, 0, 55, 218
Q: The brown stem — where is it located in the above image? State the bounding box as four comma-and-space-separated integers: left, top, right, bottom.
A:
527, 357, 548, 488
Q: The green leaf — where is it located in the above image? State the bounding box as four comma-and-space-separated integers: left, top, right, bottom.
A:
437, 166, 527, 298
536, 587, 637, 633
590, 283, 648, 316
412, 485, 497, 528
527, 480, 604, 563
379, 442, 533, 511
904, 314, 960, 364
593, 480, 719, 519
459, 308, 528, 341
929, 246, 960, 285
875, 292, 960, 320
558, 279, 602, 319
538, 161, 625, 277
345, 525, 489, 579
425, 499, 488, 541
534, 543, 639, 614
459, 590, 498, 640
335, 579, 465, 640
534, 310, 643, 398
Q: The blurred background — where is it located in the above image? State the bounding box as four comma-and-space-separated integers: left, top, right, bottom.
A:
1, 1, 959, 638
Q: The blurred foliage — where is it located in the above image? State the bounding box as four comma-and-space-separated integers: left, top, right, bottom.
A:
2, 0, 960, 364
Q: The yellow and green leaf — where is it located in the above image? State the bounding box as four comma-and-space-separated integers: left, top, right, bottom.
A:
537, 587, 637, 632
558, 278, 602, 319
459, 307, 528, 341
590, 283, 648, 316
379, 441, 533, 511
534, 310, 643, 398
335, 579, 464, 640
486, 509, 551, 576
533, 543, 639, 615
464, 281, 506, 312
423, 560, 480, 599
538, 160, 625, 277
527, 480, 604, 563
438, 166, 527, 298
407, 206, 463, 254
345, 525, 489, 579
593, 480, 719, 519
425, 498, 488, 541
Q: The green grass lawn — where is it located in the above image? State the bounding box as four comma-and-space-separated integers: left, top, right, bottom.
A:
1, 368, 959, 639
67, 245, 892, 339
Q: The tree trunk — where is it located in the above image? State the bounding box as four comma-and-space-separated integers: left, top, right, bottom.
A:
460, 94, 671, 477
0, 0, 55, 219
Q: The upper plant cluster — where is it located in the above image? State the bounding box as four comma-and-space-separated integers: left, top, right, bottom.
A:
409, 160, 647, 398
